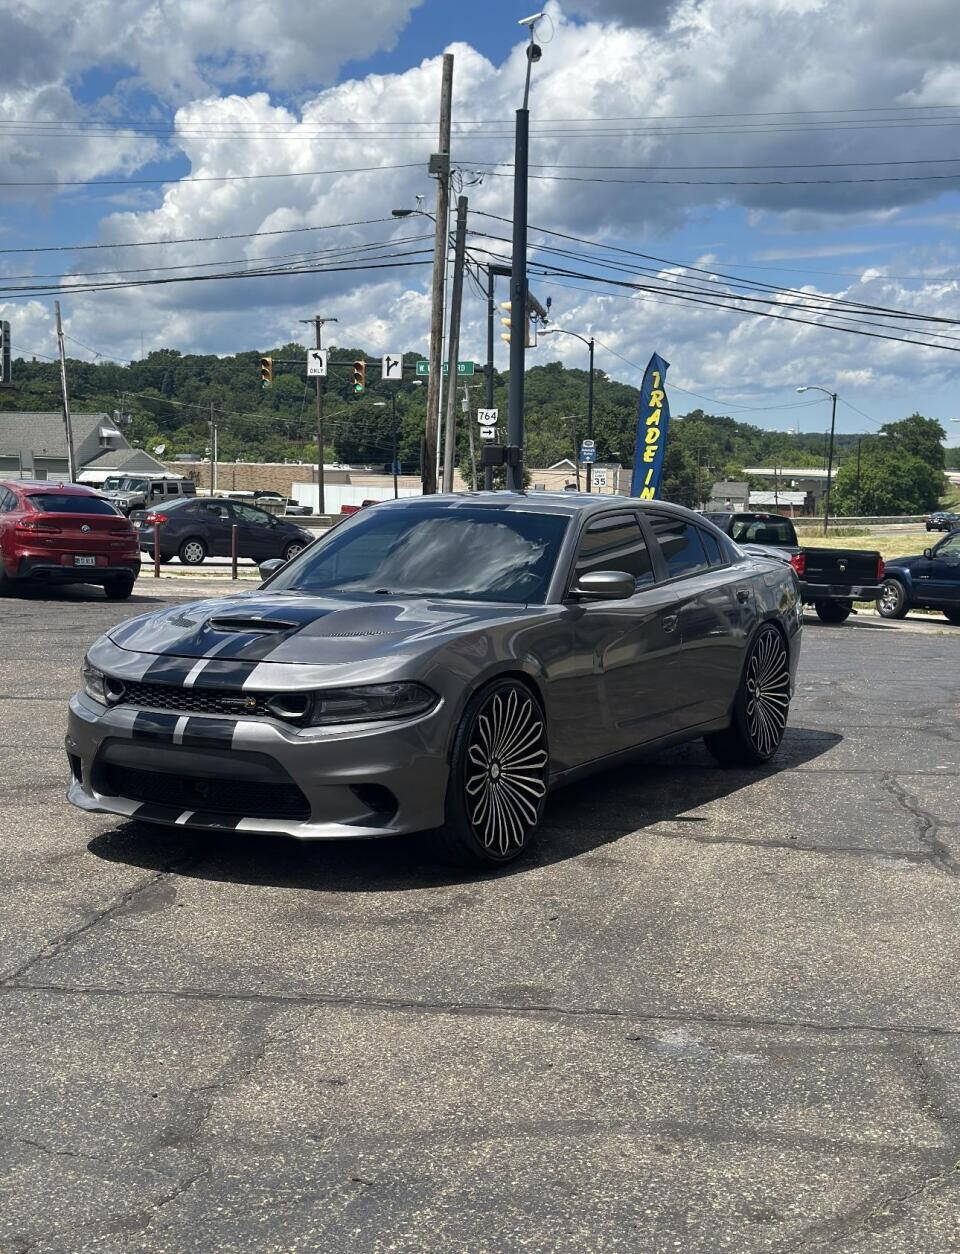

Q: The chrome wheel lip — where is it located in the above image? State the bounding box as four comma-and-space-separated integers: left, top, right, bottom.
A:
745, 629, 790, 758
464, 686, 548, 857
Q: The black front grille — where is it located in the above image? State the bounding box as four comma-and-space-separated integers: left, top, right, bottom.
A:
117, 680, 273, 717
100, 763, 310, 820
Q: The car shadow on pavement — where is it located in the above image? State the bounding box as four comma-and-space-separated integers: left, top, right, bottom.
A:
87, 725, 842, 892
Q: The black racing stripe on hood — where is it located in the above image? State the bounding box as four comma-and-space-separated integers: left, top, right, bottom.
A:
202, 632, 295, 662
191, 660, 257, 689
142, 655, 203, 685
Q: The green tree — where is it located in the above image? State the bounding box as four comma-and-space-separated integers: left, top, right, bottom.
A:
832, 443, 943, 515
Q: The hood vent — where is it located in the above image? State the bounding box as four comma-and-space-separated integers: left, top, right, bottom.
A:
206, 616, 300, 635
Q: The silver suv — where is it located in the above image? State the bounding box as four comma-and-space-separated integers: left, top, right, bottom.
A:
101, 475, 196, 516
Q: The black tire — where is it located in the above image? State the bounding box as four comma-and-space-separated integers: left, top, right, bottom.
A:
943, 608, 960, 625
104, 575, 135, 601
877, 578, 909, 619
704, 624, 791, 766
814, 599, 851, 624
434, 678, 549, 868
283, 541, 305, 562
178, 537, 207, 566
926, 523, 933, 531
0, 565, 17, 597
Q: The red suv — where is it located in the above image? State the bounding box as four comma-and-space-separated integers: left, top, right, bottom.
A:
0, 480, 140, 599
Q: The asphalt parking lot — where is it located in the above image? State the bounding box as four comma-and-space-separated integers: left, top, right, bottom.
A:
1, 584, 959, 1253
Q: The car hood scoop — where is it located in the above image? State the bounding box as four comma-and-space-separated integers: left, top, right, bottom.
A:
107, 592, 504, 662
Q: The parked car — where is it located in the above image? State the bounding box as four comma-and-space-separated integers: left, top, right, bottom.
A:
0, 479, 139, 599
67, 494, 801, 867
136, 496, 312, 565
925, 511, 960, 532
877, 530, 960, 623
101, 474, 196, 516
702, 511, 884, 623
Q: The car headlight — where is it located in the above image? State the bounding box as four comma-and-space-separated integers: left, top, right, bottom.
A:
82, 659, 108, 704
82, 659, 125, 705
266, 682, 437, 727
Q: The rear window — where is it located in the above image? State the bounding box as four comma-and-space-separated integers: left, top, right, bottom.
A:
730, 517, 796, 545
645, 512, 710, 580
27, 494, 119, 515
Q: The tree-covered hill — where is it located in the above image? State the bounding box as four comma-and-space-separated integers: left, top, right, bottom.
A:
2, 345, 945, 512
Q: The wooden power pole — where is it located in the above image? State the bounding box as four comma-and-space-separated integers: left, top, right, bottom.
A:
54, 301, 77, 481
422, 52, 453, 495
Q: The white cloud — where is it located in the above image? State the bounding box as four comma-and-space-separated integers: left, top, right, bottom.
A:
3, 0, 960, 427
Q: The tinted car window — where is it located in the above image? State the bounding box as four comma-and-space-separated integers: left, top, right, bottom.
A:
938, 532, 960, 560
0, 488, 13, 511
197, 501, 231, 522
698, 528, 724, 567
730, 517, 795, 544
27, 493, 119, 515
269, 505, 569, 604
232, 503, 274, 525
645, 512, 710, 579
574, 513, 654, 589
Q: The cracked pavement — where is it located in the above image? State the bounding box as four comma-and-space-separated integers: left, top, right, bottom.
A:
1, 584, 959, 1252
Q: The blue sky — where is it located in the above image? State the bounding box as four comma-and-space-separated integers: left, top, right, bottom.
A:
2, 0, 960, 444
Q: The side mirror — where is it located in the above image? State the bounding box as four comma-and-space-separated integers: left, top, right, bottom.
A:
570, 569, 636, 601
923, 548, 933, 559
259, 557, 285, 583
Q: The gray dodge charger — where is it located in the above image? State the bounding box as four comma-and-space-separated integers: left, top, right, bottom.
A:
66, 493, 802, 867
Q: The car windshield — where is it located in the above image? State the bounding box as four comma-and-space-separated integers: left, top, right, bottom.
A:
28, 493, 120, 515
268, 504, 569, 603
101, 476, 124, 491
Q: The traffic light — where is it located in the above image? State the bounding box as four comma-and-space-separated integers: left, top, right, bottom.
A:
259, 356, 273, 388
499, 301, 512, 345
352, 358, 366, 393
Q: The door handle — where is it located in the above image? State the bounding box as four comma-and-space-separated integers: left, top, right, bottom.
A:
662, 612, 679, 633
736, 588, 749, 604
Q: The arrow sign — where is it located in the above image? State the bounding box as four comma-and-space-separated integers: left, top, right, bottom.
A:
306, 349, 328, 378
382, 353, 402, 381
478, 425, 496, 441
477, 408, 498, 427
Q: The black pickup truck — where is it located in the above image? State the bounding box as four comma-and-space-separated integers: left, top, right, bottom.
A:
702, 511, 885, 623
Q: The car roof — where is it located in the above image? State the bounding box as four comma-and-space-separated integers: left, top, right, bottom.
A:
0, 479, 98, 495
366, 491, 705, 522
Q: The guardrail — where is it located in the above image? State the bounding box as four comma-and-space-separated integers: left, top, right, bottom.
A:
793, 515, 927, 528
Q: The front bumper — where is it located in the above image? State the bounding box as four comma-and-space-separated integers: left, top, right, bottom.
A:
799, 581, 883, 604
65, 688, 449, 840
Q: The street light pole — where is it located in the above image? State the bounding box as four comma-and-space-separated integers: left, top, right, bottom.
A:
541, 326, 595, 490
797, 384, 838, 535
507, 15, 545, 491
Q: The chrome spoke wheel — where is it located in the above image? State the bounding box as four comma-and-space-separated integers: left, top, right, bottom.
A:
745, 629, 790, 758
463, 685, 548, 857
879, 582, 899, 614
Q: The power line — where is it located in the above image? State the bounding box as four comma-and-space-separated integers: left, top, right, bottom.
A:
0, 215, 394, 255
473, 167, 960, 186
0, 162, 421, 189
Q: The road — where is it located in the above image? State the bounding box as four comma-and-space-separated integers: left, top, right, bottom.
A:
1, 585, 959, 1253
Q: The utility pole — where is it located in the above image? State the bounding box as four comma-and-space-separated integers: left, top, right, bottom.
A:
507, 61, 532, 490
209, 401, 218, 494
485, 267, 495, 491
54, 301, 77, 481
855, 436, 862, 515
423, 52, 453, 495
442, 195, 468, 493
823, 390, 838, 535
585, 335, 595, 492
462, 383, 478, 490
300, 315, 337, 515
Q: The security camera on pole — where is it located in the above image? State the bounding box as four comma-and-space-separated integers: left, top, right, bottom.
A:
506, 12, 547, 491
